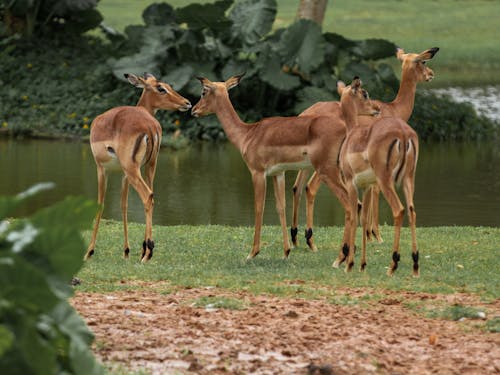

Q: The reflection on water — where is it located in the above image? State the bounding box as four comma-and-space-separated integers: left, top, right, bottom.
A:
1, 138, 499, 227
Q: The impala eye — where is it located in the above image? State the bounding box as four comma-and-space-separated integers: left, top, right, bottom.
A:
157, 85, 168, 94
362, 90, 369, 99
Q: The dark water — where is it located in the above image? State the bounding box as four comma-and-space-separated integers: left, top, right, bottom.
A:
1, 138, 499, 227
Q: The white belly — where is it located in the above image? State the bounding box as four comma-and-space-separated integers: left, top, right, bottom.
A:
354, 168, 376, 188
265, 159, 312, 176
102, 157, 122, 171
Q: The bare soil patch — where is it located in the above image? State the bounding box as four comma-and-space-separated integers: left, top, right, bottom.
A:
72, 287, 499, 374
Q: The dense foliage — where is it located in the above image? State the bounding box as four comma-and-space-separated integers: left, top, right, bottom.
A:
0, 0, 497, 142
0, 0, 102, 37
0, 184, 103, 374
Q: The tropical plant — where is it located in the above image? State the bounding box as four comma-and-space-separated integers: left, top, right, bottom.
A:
0, 183, 103, 375
0, 0, 102, 37
109, 0, 399, 140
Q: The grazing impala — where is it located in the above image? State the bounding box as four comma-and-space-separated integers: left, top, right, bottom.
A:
337, 77, 419, 276
291, 47, 439, 250
191, 74, 379, 260
84, 73, 191, 262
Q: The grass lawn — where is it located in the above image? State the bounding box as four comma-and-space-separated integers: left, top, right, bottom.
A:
78, 221, 499, 302
97, 0, 500, 86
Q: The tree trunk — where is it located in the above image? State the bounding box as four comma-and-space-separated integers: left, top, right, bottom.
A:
296, 0, 328, 26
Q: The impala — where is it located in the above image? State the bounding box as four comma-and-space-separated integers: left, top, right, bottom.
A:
291, 47, 439, 250
84, 73, 191, 262
337, 77, 419, 276
191, 74, 379, 260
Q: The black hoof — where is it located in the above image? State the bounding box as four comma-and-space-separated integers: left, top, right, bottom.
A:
291, 227, 298, 245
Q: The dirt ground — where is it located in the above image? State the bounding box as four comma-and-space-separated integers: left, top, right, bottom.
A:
72, 286, 500, 375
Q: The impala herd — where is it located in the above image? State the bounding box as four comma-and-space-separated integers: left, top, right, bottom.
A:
85, 47, 439, 277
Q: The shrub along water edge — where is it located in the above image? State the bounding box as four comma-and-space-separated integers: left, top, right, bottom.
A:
0, 1, 497, 143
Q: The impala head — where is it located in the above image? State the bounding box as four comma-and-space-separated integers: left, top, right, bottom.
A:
191, 73, 245, 117
125, 73, 192, 112
396, 47, 439, 82
339, 77, 381, 117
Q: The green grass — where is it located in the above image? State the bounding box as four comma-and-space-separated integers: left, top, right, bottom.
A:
78, 221, 499, 301
97, 0, 500, 86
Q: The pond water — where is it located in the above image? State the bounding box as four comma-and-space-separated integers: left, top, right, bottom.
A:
1, 138, 499, 228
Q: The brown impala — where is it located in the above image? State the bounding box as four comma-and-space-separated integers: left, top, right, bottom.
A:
291, 47, 438, 251
337, 77, 420, 276
191, 74, 379, 261
85, 73, 191, 262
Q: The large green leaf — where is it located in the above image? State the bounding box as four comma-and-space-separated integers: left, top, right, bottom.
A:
51, 302, 104, 375
28, 196, 96, 281
0, 325, 14, 357
162, 65, 195, 91
0, 189, 103, 374
340, 61, 377, 86
176, 0, 233, 31
294, 86, 336, 114
352, 38, 397, 60
51, 0, 99, 14
143, 2, 176, 26
229, 0, 277, 45
110, 52, 159, 81
278, 19, 325, 74
258, 46, 301, 91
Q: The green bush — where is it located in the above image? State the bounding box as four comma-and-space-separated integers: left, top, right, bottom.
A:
0, 0, 102, 37
0, 184, 103, 374
411, 91, 496, 141
0, 35, 132, 138
0, 0, 497, 142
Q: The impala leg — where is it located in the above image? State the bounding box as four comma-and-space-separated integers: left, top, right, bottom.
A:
121, 175, 130, 258
125, 168, 155, 263
144, 153, 158, 190
248, 172, 266, 259
304, 172, 321, 252
363, 186, 373, 241
378, 179, 404, 276
360, 188, 372, 271
85, 164, 107, 260
403, 175, 419, 277
318, 173, 351, 269
344, 182, 359, 273
291, 169, 309, 247
273, 173, 291, 258
368, 185, 384, 243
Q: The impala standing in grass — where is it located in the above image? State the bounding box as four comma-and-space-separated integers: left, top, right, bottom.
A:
337, 77, 420, 276
191, 74, 379, 260
85, 73, 191, 262
291, 47, 438, 251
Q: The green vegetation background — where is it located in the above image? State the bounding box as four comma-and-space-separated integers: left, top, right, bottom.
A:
1, 0, 498, 141
98, 0, 500, 87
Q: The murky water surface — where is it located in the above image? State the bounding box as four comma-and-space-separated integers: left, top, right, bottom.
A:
1, 138, 499, 228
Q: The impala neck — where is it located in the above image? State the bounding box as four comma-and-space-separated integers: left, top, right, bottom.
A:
391, 69, 418, 121
341, 100, 359, 131
136, 91, 156, 115
213, 90, 249, 149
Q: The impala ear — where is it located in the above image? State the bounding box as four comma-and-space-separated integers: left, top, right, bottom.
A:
196, 76, 215, 91
351, 76, 362, 93
124, 73, 146, 88
225, 72, 245, 90
396, 47, 406, 61
143, 72, 156, 80
416, 47, 440, 62
337, 80, 346, 96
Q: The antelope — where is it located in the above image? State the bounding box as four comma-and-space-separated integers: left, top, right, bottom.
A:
291, 47, 439, 251
191, 74, 379, 260
337, 77, 419, 276
84, 73, 192, 262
